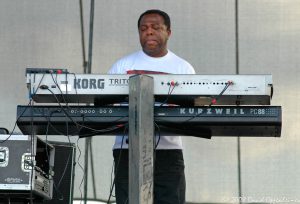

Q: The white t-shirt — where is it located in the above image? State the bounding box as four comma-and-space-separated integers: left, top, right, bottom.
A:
108, 50, 195, 149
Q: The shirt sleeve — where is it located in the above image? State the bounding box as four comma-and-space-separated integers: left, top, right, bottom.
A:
188, 63, 196, 74
183, 61, 196, 74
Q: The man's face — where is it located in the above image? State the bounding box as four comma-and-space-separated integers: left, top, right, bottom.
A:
138, 13, 171, 57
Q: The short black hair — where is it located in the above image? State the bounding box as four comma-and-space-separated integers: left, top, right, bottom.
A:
138, 9, 171, 30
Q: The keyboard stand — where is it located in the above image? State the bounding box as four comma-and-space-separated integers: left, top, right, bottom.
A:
129, 75, 154, 204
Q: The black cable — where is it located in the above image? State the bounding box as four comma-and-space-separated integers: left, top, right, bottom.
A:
12, 72, 67, 203
159, 83, 174, 106
154, 122, 161, 149
29, 72, 46, 99
107, 125, 128, 204
106, 83, 172, 203
71, 73, 80, 106
44, 110, 72, 201
40, 105, 127, 201
152, 82, 234, 139
173, 81, 233, 124
2, 73, 78, 143
51, 72, 80, 105
56, 117, 76, 194
1, 72, 47, 144
0, 100, 33, 144
106, 112, 160, 204
38, 106, 125, 137
108, 159, 115, 201
47, 72, 87, 203
30, 72, 78, 202
76, 135, 85, 204
41, 72, 79, 108
34, 86, 128, 203
208, 81, 233, 106
44, 87, 127, 135
47, 112, 126, 203
155, 82, 174, 147
1, 72, 46, 202
0, 123, 16, 144
50, 72, 69, 105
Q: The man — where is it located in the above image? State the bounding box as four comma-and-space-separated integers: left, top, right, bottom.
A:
108, 9, 195, 204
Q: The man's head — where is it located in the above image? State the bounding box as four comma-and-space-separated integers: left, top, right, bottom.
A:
138, 10, 171, 57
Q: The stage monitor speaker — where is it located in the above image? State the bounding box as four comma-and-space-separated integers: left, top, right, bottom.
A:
43, 141, 76, 204
0, 139, 75, 204
0, 135, 55, 204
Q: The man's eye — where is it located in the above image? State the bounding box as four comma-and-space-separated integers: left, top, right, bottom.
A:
140, 26, 147, 31
153, 25, 160, 30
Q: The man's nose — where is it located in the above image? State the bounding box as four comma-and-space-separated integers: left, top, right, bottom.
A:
146, 27, 154, 35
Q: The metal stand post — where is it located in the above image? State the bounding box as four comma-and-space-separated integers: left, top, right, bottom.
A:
83, 1, 96, 203
129, 75, 154, 204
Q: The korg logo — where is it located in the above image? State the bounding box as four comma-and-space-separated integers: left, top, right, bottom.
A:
74, 78, 105, 89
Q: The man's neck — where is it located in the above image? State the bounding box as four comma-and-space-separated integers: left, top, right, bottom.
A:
143, 49, 168, 58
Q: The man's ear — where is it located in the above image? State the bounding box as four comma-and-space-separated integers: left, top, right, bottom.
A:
167, 29, 172, 37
